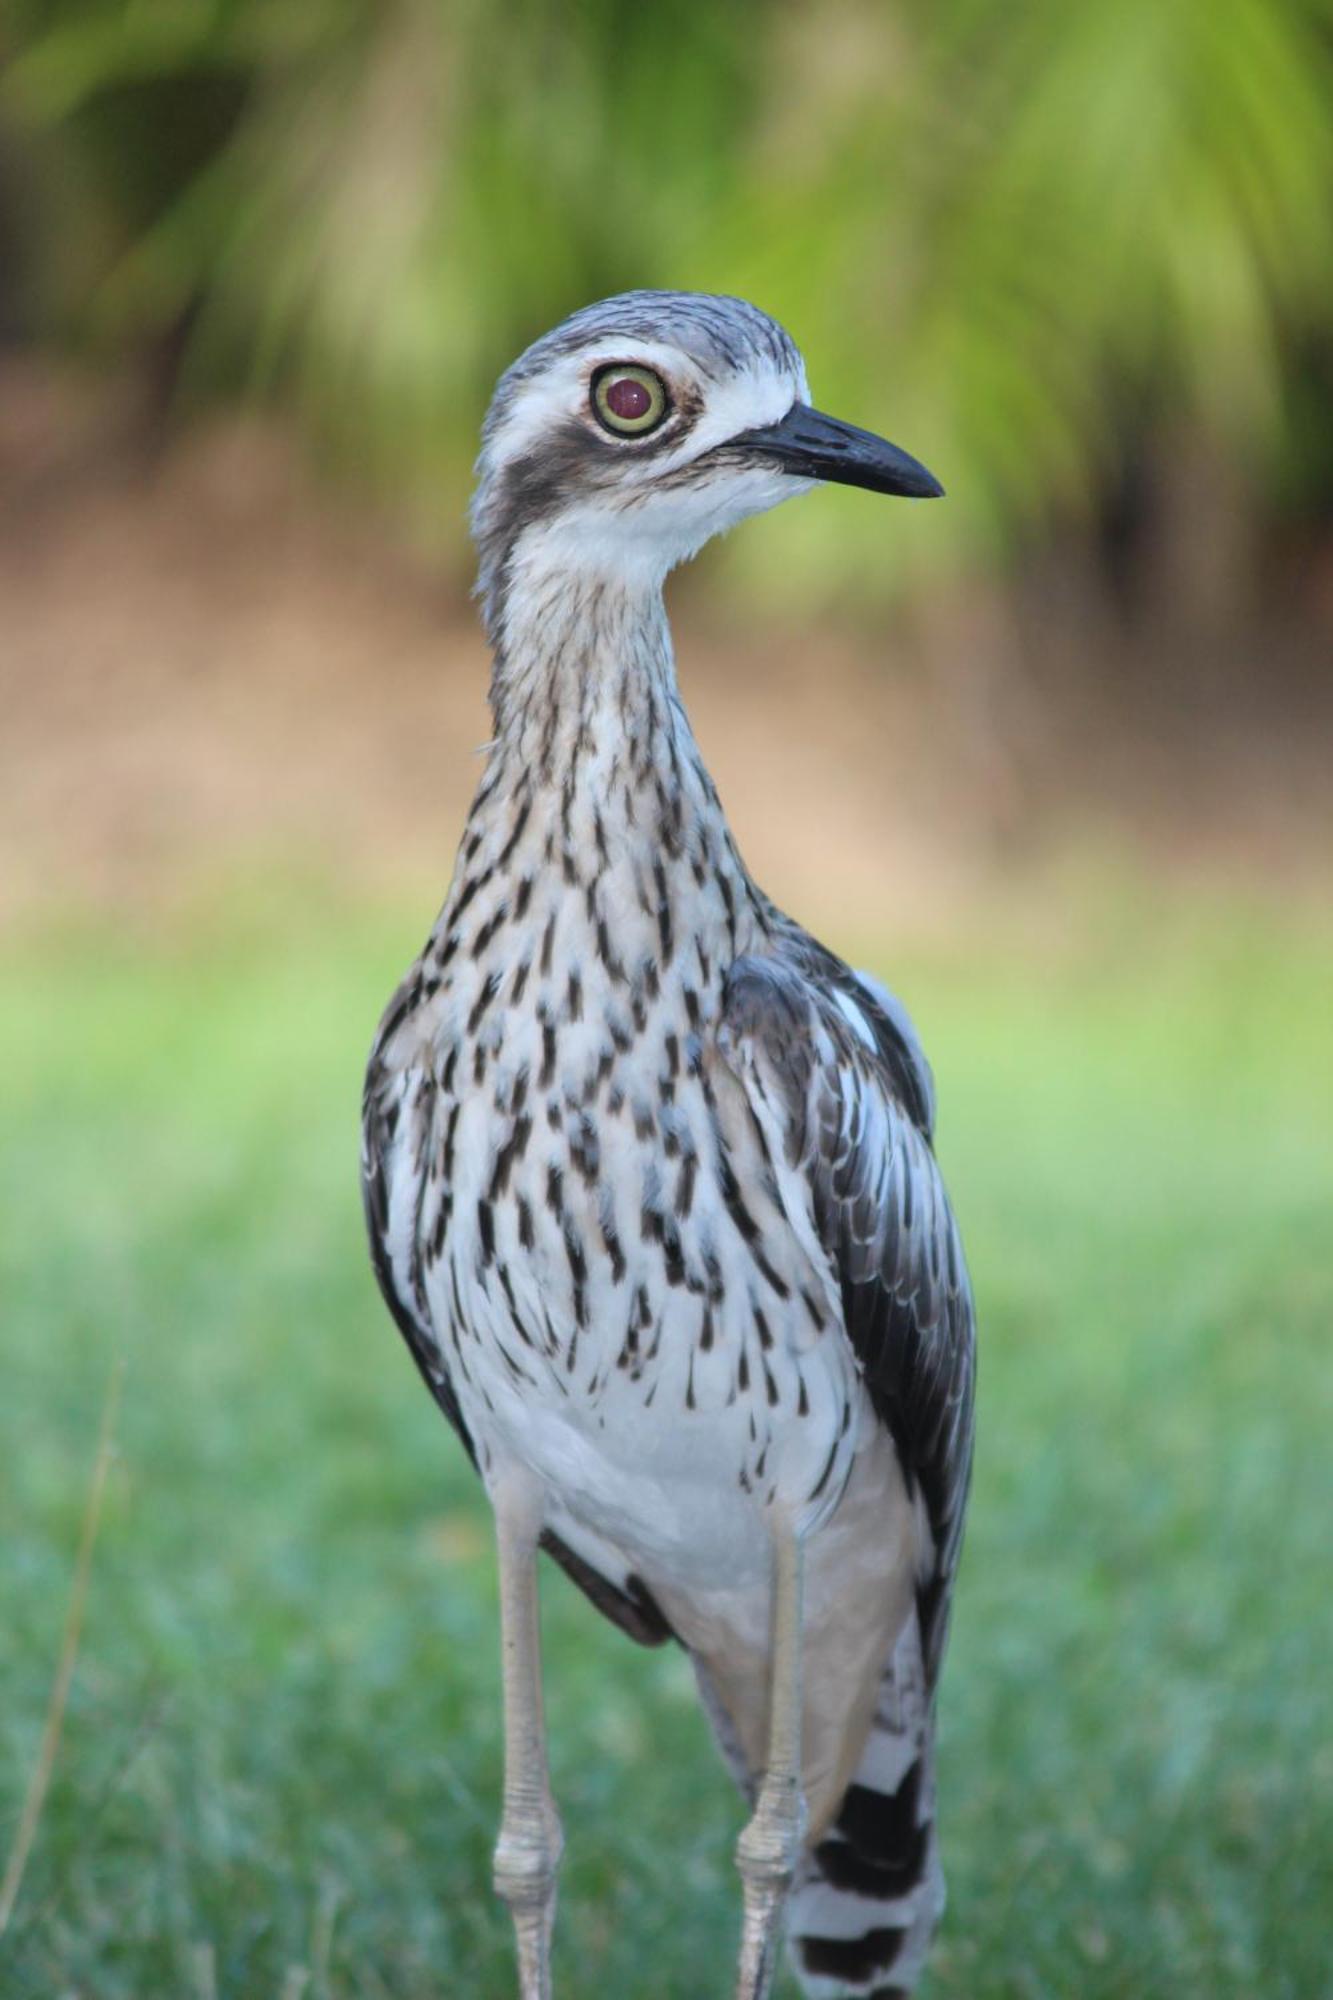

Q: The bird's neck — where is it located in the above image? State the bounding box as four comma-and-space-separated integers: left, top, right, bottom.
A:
449, 571, 765, 979
488, 566, 677, 778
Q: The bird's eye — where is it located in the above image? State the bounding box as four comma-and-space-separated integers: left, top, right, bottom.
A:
592, 365, 669, 437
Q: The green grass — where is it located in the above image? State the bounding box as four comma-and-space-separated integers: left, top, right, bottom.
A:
2, 880, 1331, 1999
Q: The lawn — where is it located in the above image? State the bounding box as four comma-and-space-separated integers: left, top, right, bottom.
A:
2, 878, 1330, 1999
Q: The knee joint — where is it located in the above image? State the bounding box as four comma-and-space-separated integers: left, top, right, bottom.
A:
494, 1806, 564, 1906
737, 1782, 807, 1885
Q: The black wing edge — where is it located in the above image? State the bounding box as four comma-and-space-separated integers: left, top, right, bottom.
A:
361, 1062, 478, 1463
538, 1534, 674, 1646
837, 1216, 975, 1688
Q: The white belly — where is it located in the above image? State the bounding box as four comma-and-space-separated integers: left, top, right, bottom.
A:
429, 1026, 864, 1596
448, 1265, 864, 1594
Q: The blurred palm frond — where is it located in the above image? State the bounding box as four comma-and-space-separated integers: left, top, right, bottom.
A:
4, 0, 1332, 601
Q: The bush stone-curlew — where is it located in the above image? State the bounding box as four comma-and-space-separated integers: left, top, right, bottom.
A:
362, 291, 975, 2000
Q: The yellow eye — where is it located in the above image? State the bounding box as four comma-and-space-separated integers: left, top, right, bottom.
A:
592, 364, 669, 436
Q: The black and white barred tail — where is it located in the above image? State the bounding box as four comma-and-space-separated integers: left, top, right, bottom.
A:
788, 1612, 944, 1999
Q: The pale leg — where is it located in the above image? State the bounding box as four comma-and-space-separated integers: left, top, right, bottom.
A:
491, 1484, 563, 2000
734, 1519, 807, 2000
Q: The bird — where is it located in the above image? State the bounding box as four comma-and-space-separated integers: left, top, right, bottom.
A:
361, 290, 975, 2000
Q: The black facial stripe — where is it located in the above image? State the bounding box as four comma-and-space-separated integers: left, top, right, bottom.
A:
488, 420, 603, 555
492, 399, 707, 543
481, 398, 709, 631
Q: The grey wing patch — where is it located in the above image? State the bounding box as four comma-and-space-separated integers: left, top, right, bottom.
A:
720, 948, 975, 1685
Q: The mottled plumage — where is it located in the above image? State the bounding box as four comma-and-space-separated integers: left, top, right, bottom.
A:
361, 291, 974, 2000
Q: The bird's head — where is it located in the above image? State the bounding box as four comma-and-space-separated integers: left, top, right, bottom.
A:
471, 290, 941, 644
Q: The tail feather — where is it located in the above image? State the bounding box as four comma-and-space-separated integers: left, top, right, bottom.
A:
787, 1611, 944, 1998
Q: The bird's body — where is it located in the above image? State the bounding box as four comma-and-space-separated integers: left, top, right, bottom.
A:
363, 293, 974, 2000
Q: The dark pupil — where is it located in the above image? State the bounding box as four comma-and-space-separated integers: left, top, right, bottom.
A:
605, 376, 652, 422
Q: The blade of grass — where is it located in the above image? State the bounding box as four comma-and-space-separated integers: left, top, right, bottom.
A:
0, 1359, 125, 1938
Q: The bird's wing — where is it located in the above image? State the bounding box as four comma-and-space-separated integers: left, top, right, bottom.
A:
717, 940, 975, 1685
361, 969, 478, 1464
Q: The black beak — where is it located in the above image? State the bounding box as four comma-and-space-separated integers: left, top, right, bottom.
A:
727, 402, 943, 499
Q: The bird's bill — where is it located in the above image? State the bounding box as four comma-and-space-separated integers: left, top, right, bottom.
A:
729, 402, 943, 499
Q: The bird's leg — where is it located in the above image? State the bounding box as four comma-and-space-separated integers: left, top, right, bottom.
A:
491, 1482, 563, 2000
734, 1518, 807, 2000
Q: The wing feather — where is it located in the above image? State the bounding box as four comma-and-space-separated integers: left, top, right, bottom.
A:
361, 985, 477, 1462
719, 941, 975, 1684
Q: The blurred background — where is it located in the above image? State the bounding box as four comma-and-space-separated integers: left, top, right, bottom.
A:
2, 4, 1330, 1997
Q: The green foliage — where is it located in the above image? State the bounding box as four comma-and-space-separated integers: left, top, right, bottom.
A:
2, 882, 1331, 1994
6, 0, 1333, 598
